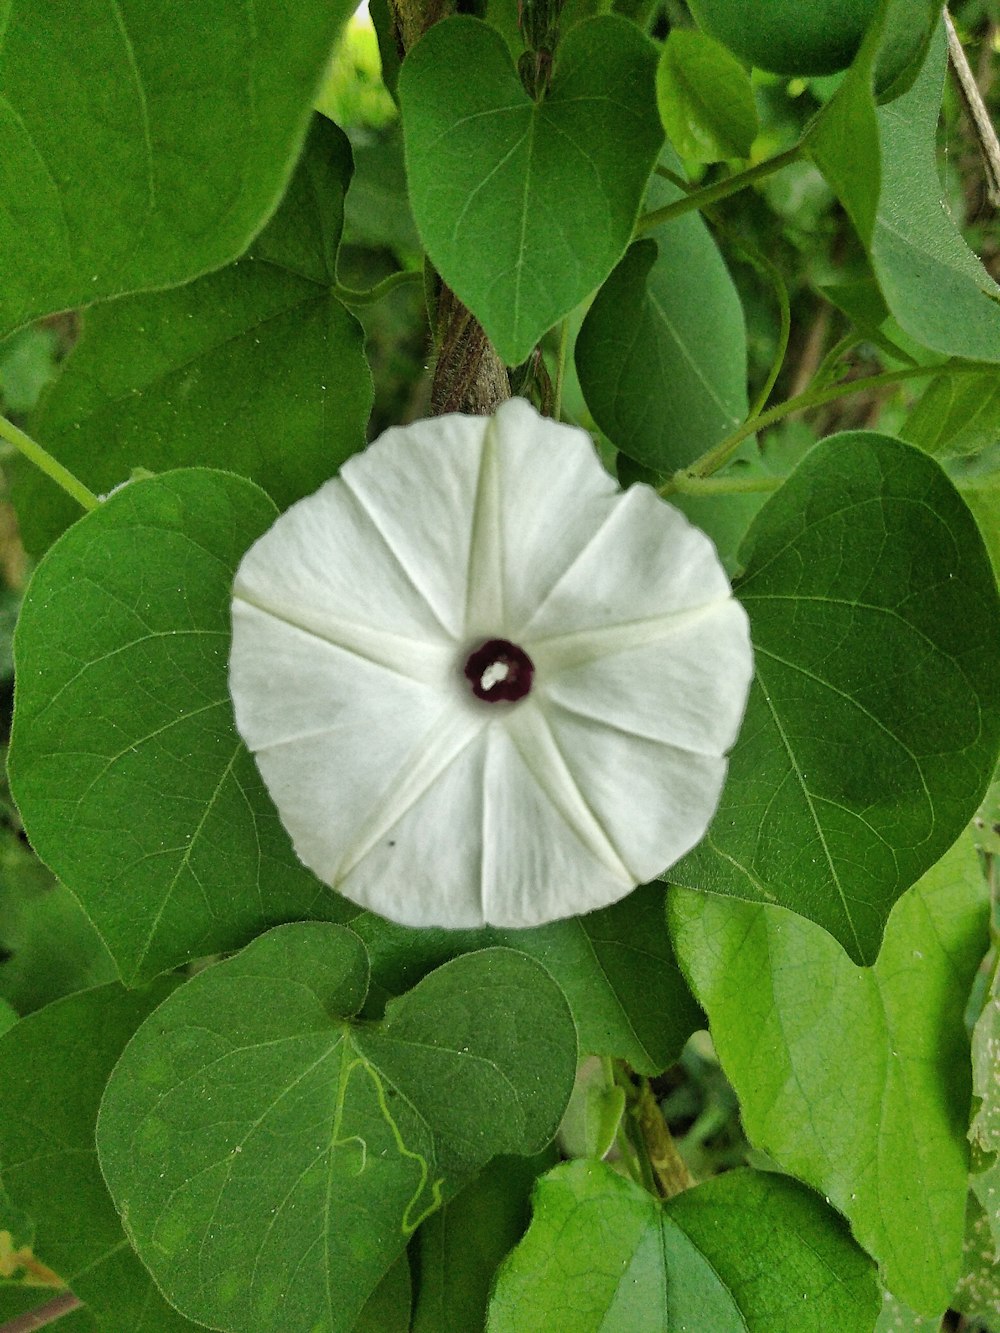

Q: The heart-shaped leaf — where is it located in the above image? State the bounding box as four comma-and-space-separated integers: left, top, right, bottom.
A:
0, 0, 355, 338
669, 833, 989, 1313
352, 882, 702, 1075
8, 470, 345, 984
13, 116, 372, 558
671, 432, 1000, 963
97, 925, 577, 1333
0, 981, 195, 1329
488, 1161, 880, 1331
399, 16, 662, 365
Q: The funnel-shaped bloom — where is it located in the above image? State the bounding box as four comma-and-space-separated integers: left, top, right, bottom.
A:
230, 398, 752, 928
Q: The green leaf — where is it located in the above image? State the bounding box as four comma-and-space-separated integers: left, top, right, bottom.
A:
411, 1153, 552, 1333
808, 32, 883, 244
556, 1058, 627, 1160
903, 368, 1000, 458
669, 834, 989, 1313
8, 469, 346, 985
0, 997, 14, 1036
971, 979, 1000, 1153
576, 155, 747, 473
688, 0, 934, 80
13, 116, 372, 558
353, 1255, 412, 1333
875, 1293, 942, 1331
353, 883, 702, 1075
0, 0, 355, 337
872, 26, 1000, 361
971, 1157, 1000, 1272
952, 458, 1000, 578
0, 326, 59, 415
0, 980, 197, 1329
399, 16, 663, 365
488, 1160, 880, 1331
342, 126, 421, 258
672, 431, 1000, 963
955, 1194, 1000, 1329
656, 29, 759, 163
97, 925, 577, 1333
0, 851, 117, 1015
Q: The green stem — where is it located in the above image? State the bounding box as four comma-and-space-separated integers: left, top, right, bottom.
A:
811, 332, 862, 388
671, 472, 782, 496
553, 317, 569, 420
0, 415, 99, 511
636, 143, 806, 234
660, 361, 971, 494
334, 268, 422, 307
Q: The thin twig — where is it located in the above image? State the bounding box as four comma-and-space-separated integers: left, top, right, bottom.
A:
0, 1294, 83, 1333
945, 8, 1000, 208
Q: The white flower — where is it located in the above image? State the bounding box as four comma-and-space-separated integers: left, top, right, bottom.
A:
229, 398, 752, 929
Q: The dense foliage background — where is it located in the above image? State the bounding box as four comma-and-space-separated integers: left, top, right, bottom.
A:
1, 1, 999, 1330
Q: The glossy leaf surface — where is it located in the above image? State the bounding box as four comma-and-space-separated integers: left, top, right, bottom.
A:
9, 470, 343, 983
672, 432, 1000, 962
97, 926, 576, 1333
670, 834, 989, 1313
0, 0, 354, 336
14, 117, 371, 557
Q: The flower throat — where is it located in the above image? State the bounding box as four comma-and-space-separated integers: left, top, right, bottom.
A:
464, 639, 534, 703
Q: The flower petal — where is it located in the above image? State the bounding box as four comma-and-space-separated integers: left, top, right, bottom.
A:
338, 719, 488, 927
234, 473, 457, 660
468, 397, 620, 638
542, 704, 729, 882
520, 485, 735, 642
534, 600, 753, 756
479, 708, 635, 927
339, 412, 491, 641
230, 604, 455, 888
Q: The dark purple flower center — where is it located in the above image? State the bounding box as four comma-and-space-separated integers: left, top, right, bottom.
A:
464, 638, 534, 703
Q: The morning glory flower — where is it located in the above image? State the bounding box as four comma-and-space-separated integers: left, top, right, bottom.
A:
229, 398, 753, 929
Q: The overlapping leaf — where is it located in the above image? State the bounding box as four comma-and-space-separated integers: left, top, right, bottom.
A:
0, 0, 354, 336
9, 470, 346, 984
672, 431, 1000, 962
656, 29, 758, 162
353, 883, 701, 1074
576, 152, 747, 473
13, 117, 372, 557
0, 981, 194, 1329
669, 834, 989, 1313
488, 1161, 880, 1330
97, 926, 577, 1333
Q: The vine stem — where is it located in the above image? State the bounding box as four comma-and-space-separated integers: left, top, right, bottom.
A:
670, 472, 782, 496
635, 143, 806, 234
0, 415, 99, 511
0, 1293, 83, 1332
632, 1079, 694, 1200
333, 268, 422, 308
659, 361, 980, 495
553, 317, 569, 420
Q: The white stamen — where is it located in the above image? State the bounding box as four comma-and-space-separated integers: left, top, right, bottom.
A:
481, 660, 510, 691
